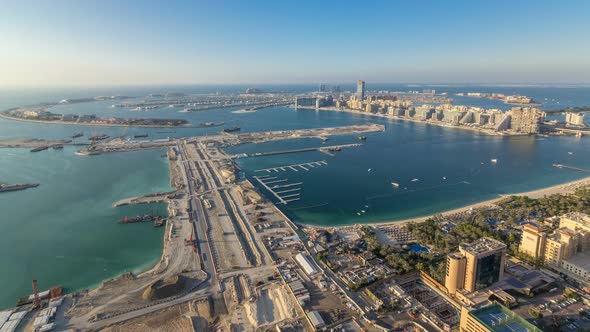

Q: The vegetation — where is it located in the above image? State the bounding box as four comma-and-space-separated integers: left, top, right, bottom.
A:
406, 217, 503, 254
359, 226, 446, 282
498, 187, 590, 219
564, 287, 581, 300
353, 186, 590, 284
529, 307, 543, 319
407, 187, 590, 261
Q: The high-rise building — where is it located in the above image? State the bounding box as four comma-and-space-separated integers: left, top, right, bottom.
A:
505, 107, 546, 134
356, 80, 365, 101
565, 112, 585, 126
519, 223, 546, 258
445, 237, 507, 294
294, 97, 316, 107
518, 213, 590, 284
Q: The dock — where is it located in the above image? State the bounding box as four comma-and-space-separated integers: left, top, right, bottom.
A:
254, 160, 327, 173
249, 144, 361, 157
553, 164, 590, 173
253, 175, 302, 204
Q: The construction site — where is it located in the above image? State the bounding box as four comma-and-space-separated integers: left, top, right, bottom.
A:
1, 124, 385, 332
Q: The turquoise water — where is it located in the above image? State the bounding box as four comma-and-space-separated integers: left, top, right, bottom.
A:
0, 85, 589, 308
0, 148, 170, 308
229, 113, 590, 225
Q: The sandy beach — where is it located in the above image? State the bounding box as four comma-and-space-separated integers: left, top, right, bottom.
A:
308, 175, 590, 231
363, 175, 590, 228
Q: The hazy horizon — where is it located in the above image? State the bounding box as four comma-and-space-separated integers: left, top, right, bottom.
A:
2, 0, 590, 86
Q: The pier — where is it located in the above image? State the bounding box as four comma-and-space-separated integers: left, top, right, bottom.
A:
253, 175, 302, 204
254, 160, 328, 173
553, 164, 590, 173
249, 143, 361, 157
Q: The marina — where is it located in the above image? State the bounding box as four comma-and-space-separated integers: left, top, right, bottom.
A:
0, 85, 589, 313
253, 175, 302, 204
254, 160, 328, 173
3, 3, 590, 330
249, 143, 361, 157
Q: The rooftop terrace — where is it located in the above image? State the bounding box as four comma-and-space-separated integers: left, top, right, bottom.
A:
471, 302, 542, 332
460, 237, 506, 256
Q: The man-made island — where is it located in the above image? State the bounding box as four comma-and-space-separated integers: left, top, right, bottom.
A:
1, 86, 590, 332
1, 107, 189, 127
456, 92, 542, 106
295, 80, 588, 137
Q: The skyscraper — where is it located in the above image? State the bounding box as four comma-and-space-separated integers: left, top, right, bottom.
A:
356, 80, 365, 101
445, 237, 507, 294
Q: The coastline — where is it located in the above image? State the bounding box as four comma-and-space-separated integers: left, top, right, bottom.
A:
0, 112, 188, 128
324, 175, 590, 229
295, 106, 510, 136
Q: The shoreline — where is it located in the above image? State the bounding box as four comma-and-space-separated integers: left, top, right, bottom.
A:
304, 175, 590, 229
0, 112, 189, 128
295, 106, 510, 136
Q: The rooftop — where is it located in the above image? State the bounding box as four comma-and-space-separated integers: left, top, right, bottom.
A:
460, 237, 507, 256
522, 222, 542, 233
470, 302, 542, 332
449, 252, 466, 260
562, 212, 590, 227
565, 251, 590, 271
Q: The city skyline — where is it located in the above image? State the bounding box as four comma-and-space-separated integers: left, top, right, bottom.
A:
1, 0, 590, 87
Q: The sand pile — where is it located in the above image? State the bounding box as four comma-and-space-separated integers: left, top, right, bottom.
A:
244, 285, 297, 328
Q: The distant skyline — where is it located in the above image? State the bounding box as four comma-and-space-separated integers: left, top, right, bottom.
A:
1, 0, 590, 87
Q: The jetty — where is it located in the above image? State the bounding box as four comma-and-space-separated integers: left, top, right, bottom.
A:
553, 164, 590, 174
249, 143, 361, 157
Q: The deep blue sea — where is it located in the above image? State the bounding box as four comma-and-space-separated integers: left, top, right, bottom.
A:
0, 84, 588, 308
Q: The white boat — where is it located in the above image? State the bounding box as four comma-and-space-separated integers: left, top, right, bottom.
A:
491, 159, 498, 163
568, 152, 574, 155
411, 178, 419, 182
367, 168, 372, 172
361, 210, 366, 214
442, 176, 447, 180
391, 182, 400, 187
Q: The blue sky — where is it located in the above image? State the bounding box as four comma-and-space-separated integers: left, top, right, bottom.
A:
1, 0, 589, 86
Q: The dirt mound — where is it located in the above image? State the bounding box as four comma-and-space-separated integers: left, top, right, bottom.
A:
243, 285, 297, 328
142, 275, 186, 301
101, 304, 193, 332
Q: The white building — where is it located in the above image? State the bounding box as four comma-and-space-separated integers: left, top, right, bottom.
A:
307, 310, 325, 329
565, 112, 585, 126
295, 253, 318, 276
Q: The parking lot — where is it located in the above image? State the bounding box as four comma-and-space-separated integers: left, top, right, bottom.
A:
513, 287, 590, 331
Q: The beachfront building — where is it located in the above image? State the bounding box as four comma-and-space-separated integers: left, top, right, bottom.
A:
565, 112, 585, 126
445, 238, 507, 295
518, 213, 590, 284
519, 223, 547, 258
